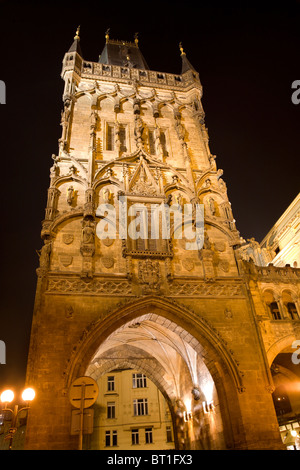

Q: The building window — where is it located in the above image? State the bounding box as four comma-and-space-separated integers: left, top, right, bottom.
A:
159, 130, 168, 157
107, 376, 115, 391
166, 425, 173, 442
145, 428, 153, 444
119, 125, 127, 153
125, 202, 171, 256
106, 124, 115, 151
132, 373, 147, 389
269, 302, 281, 320
131, 428, 139, 445
107, 402, 116, 419
148, 129, 156, 155
133, 398, 148, 416
287, 302, 299, 320
148, 129, 168, 157
105, 430, 118, 447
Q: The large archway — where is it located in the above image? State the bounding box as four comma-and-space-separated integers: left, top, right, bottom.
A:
269, 339, 300, 450
65, 296, 246, 450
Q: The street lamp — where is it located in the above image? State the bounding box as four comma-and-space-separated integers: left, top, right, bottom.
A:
0, 387, 35, 450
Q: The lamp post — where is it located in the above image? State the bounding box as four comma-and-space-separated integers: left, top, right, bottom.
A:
0, 388, 35, 450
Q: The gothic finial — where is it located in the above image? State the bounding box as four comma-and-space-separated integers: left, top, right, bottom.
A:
179, 42, 185, 56
134, 32, 139, 47
74, 25, 80, 40
105, 28, 110, 43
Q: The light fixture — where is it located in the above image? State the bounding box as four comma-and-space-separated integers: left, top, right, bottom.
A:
22, 388, 35, 402
183, 410, 192, 422
0, 390, 14, 404
203, 400, 214, 413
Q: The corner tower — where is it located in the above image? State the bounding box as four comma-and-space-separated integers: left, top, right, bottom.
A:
25, 29, 286, 450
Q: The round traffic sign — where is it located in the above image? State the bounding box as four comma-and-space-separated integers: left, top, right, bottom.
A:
69, 376, 99, 409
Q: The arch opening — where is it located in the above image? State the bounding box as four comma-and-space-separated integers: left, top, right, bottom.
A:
270, 342, 300, 450
83, 311, 229, 450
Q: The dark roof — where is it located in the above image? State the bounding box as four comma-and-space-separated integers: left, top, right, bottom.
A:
181, 52, 197, 74
68, 27, 83, 57
68, 37, 83, 57
99, 39, 149, 70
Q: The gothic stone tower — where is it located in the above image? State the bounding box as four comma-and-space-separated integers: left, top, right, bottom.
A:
25, 29, 298, 450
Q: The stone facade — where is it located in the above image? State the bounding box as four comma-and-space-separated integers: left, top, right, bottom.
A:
24, 30, 300, 450
260, 192, 300, 269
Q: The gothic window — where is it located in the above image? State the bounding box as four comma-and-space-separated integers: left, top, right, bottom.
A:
124, 202, 171, 258
133, 398, 148, 416
119, 125, 127, 152
148, 129, 156, 155
106, 124, 115, 151
159, 131, 168, 157
269, 302, 281, 320
286, 302, 299, 320
132, 373, 147, 388
147, 128, 168, 157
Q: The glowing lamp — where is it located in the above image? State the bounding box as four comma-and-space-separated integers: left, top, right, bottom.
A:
0, 389, 14, 404
22, 388, 35, 402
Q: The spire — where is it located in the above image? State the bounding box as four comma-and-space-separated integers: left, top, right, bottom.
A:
179, 42, 197, 74
68, 25, 83, 57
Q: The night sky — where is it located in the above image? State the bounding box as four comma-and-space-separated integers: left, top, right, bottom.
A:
0, 1, 299, 392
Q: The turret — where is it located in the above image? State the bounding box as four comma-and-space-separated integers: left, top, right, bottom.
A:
61, 26, 83, 101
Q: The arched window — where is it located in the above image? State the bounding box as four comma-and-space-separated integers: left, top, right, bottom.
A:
263, 290, 282, 320
282, 291, 299, 320
269, 302, 281, 320
286, 302, 299, 320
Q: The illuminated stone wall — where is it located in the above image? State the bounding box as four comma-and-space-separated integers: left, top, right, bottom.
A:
24, 32, 299, 450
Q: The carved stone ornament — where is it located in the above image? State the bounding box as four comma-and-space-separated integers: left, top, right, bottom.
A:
101, 237, 114, 247
138, 259, 161, 292
168, 281, 244, 297
219, 260, 230, 273
63, 233, 74, 245
47, 278, 133, 296
182, 259, 194, 272
214, 241, 226, 252
59, 254, 73, 267
65, 305, 74, 318
224, 308, 233, 319
101, 256, 115, 269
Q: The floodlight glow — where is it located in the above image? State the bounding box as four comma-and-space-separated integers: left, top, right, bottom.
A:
0, 389, 14, 403
22, 388, 35, 402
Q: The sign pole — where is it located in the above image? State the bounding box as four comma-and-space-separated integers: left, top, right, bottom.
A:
69, 376, 99, 448
78, 383, 86, 451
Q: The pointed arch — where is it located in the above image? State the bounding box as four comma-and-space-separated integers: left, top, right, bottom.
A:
63, 295, 245, 395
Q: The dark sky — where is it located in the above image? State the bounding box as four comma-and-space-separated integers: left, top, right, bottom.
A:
0, 1, 299, 391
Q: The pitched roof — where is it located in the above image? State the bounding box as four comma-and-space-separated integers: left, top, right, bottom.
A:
98, 35, 149, 70
179, 43, 197, 74
68, 26, 83, 57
